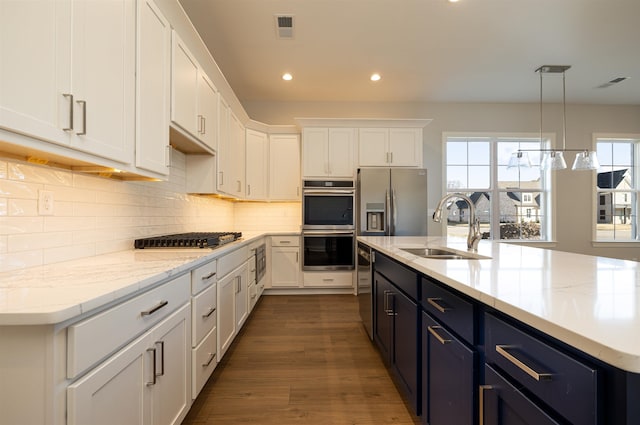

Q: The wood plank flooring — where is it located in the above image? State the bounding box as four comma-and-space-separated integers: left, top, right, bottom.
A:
182, 294, 420, 425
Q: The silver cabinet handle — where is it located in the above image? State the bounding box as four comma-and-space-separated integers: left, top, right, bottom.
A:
165, 145, 171, 167
202, 353, 215, 368
62, 93, 73, 131
247, 184, 251, 196
280, 240, 291, 244
76, 100, 86, 135
146, 347, 157, 386
156, 341, 165, 377
202, 271, 216, 281
219, 171, 224, 185
390, 152, 393, 164
479, 385, 493, 425
140, 300, 168, 316
495, 345, 553, 381
428, 325, 452, 344
427, 297, 451, 313
202, 307, 216, 318
295, 252, 298, 263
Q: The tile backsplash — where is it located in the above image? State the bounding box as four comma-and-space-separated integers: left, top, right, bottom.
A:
0, 149, 300, 272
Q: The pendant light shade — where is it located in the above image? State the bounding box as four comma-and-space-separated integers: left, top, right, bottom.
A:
541, 151, 567, 170
508, 151, 531, 169
572, 150, 600, 171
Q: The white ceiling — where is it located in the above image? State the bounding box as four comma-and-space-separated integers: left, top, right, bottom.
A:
179, 0, 640, 105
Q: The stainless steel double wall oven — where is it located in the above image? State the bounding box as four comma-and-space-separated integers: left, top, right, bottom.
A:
302, 180, 355, 271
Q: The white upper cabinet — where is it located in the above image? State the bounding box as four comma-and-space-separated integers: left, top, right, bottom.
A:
217, 109, 245, 197
269, 134, 300, 201
171, 32, 199, 139
245, 129, 268, 200
359, 127, 423, 167
0, 0, 136, 165
197, 74, 219, 151
170, 31, 218, 152
136, 0, 171, 175
302, 127, 355, 178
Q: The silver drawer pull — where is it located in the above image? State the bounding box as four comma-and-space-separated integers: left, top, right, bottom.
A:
202, 271, 216, 281
428, 325, 452, 345
495, 345, 553, 381
202, 307, 216, 318
140, 300, 168, 316
479, 385, 493, 425
427, 297, 451, 313
62, 93, 73, 131
202, 353, 216, 367
76, 100, 86, 135
146, 347, 157, 386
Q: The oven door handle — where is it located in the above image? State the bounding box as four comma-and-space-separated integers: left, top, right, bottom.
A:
302, 189, 355, 195
303, 231, 355, 236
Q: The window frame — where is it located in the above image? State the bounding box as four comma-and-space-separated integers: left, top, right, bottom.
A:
592, 134, 640, 245
442, 132, 557, 243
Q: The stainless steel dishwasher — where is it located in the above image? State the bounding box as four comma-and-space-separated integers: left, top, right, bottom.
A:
357, 242, 373, 340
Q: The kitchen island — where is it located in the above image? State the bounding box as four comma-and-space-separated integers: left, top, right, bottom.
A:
359, 235, 640, 425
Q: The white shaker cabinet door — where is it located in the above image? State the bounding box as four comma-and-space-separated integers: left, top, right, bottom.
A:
70, 0, 135, 164
245, 129, 269, 200
327, 127, 355, 177
269, 134, 300, 200
0, 0, 71, 146
217, 270, 237, 359
197, 73, 219, 151
388, 128, 422, 166
136, 0, 171, 175
171, 32, 199, 138
302, 127, 329, 177
67, 330, 150, 425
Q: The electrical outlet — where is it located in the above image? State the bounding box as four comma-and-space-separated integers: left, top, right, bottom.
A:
38, 190, 54, 216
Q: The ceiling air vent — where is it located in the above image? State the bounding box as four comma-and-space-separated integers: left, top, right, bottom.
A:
596, 76, 629, 89
275, 15, 294, 39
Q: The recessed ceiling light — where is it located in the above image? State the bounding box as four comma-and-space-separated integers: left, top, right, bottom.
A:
370, 73, 381, 82
282, 73, 293, 81
448, 0, 460, 3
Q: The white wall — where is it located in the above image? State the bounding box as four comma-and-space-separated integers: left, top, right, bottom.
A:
243, 100, 640, 260
0, 149, 300, 272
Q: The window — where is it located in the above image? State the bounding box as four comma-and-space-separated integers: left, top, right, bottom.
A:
444, 135, 551, 241
595, 137, 639, 241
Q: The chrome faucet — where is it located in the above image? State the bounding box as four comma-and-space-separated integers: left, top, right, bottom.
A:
433, 193, 482, 251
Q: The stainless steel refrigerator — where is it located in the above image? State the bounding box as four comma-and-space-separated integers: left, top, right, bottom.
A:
356, 167, 428, 236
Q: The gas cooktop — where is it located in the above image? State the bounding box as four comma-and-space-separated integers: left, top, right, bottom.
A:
134, 232, 242, 249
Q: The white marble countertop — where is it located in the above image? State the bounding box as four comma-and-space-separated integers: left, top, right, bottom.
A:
359, 236, 640, 373
0, 232, 276, 326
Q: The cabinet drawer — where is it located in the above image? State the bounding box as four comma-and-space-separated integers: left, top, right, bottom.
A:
67, 273, 190, 378
271, 235, 299, 247
192, 282, 217, 346
303, 271, 353, 287
374, 252, 418, 300
421, 277, 475, 344
485, 313, 599, 425
191, 259, 217, 295
192, 325, 217, 399
218, 246, 249, 278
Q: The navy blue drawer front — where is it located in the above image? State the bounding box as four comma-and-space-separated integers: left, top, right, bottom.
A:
374, 252, 419, 301
485, 313, 599, 425
421, 277, 475, 344
482, 364, 561, 425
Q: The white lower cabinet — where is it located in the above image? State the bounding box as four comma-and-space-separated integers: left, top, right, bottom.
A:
270, 235, 301, 288
303, 271, 354, 288
67, 303, 191, 425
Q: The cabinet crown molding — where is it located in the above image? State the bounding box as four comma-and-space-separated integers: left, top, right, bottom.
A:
294, 118, 432, 129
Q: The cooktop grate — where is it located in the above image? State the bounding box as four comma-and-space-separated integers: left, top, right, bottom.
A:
134, 232, 242, 249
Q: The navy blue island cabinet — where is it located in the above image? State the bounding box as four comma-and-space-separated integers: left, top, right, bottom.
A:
369, 249, 640, 425
373, 254, 421, 415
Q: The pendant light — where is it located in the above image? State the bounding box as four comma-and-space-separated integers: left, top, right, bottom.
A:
509, 65, 600, 171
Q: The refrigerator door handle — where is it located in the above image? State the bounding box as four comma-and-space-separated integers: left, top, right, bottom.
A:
385, 189, 391, 235
391, 188, 398, 234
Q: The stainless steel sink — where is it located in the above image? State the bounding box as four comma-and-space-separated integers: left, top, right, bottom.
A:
400, 247, 489, 260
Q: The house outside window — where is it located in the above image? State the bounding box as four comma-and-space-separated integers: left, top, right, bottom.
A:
444, 135, 551, 241
595, 137, 639, 241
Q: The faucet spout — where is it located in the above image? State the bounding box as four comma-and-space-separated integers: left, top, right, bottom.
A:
433, 193, 482, 251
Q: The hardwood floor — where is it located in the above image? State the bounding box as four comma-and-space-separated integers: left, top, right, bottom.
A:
182, 294, 420, 425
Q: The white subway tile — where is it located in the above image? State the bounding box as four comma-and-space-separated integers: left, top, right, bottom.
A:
0, 179, 41, 199
8, 232, 71, 251
0, 216, 44, 235
0, 250, 43, 272
8, 199, 38, 216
